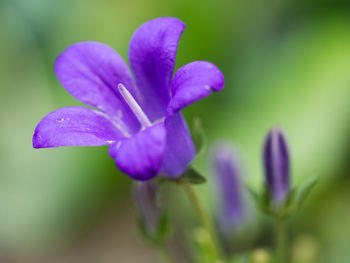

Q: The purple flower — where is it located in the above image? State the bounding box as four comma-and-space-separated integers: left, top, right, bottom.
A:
133, 181, 160, 232
212, 143, 246, 232
33, 17, 224, 181
263, 127, 290, 205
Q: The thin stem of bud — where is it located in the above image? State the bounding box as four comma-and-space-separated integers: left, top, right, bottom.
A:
181, 182, 223, 261
276, 216, 289, 263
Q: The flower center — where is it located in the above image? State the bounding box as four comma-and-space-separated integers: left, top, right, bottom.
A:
118, 83, 152, 129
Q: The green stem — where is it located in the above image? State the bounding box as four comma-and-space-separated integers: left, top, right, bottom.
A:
155, 243, 176, 263
276, 217, 289, 263
181, 182, 222, 260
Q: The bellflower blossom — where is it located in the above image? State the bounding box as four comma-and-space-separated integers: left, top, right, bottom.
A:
33, 17, 224, 181
212, 144, 246, 232
263, 127, 290, 205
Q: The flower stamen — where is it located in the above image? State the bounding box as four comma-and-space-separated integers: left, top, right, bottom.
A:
117, 83, 152, 128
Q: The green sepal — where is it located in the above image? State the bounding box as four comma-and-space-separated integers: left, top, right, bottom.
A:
180, 167, 207, 185
261, 188, 272, 214
156, 166, 207, 185
136, 212, 171, 245
252, 179, 317, 219
260, 189, 296, 218
248, 187, 275, 216
191, 117, 206, 154
136, 214, 150, 241
295, 178, 318, 208
156, 213, 171, 242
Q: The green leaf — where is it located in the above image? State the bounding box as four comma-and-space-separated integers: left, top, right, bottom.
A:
180, 167, 207, 184
296, 179, 318, 208
261, 188, 271, 212
247, 186, 260, 205
191, 117, 206, 154
156, 213, 171, 241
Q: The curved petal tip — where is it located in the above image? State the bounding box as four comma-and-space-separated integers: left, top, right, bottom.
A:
167, 61, 225, 116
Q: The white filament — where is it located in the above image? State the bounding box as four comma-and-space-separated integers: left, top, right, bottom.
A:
117, 83, 152, 128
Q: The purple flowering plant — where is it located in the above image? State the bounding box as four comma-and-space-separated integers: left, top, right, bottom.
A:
261, 127, 314, 215
32, 17, 318, 263
33, 17, 224, 181
259, 127, 317, 263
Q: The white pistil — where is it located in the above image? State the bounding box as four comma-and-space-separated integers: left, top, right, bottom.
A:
117, 83, 152, 128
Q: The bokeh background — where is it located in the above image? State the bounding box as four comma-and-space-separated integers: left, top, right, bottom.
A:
1, 0, 350, 262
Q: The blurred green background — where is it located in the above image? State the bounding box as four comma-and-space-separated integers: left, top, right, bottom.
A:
1, 0, 350, 262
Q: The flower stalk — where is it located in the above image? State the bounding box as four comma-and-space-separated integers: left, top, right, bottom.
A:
276, 216, 289, 263
181, 182, 223, 261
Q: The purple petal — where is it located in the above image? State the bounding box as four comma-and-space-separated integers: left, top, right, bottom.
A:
166, 61, 225, 116
212, 143, 245, 231
263, 127, 290, 205
55, 41, 140, 135
129, 17, 185, 121
133, 181, 161, 232
33, 107, 123, 148
159, 112, 195, 178
109, 123, 166, 181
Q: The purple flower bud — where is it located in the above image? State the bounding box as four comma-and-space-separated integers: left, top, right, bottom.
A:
263, 127, 290, 205
133, 181, 161, 232
212, 144, 246, 232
